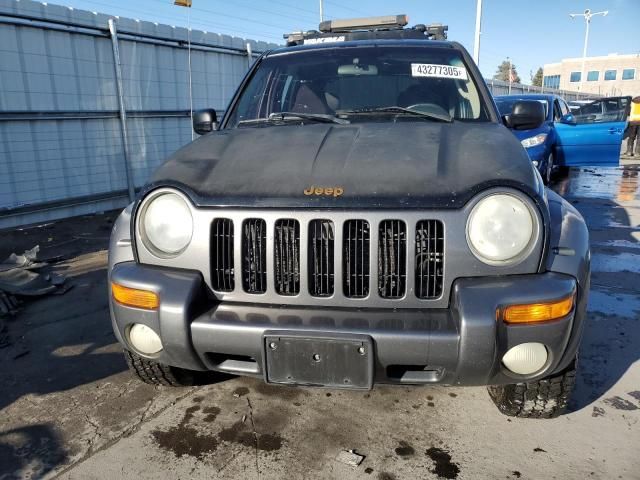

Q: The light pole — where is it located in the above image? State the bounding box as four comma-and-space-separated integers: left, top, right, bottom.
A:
319, 0, 324, 22
569, 8, 608, 92
473, 0, 482, 66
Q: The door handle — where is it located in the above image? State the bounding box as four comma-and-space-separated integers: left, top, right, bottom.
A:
608, 127, 622, 134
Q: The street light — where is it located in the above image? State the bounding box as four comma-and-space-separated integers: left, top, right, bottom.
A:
473, 0, 482, 65
569, 8, 608, 92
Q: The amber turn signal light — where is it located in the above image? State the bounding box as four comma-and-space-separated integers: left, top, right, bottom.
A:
499, 293, 575, 324
112, 283, 159, 310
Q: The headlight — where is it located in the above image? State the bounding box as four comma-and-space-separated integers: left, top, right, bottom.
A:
140, 191, 193, 256
467, 193, 536, 265
521, 133, 547, 148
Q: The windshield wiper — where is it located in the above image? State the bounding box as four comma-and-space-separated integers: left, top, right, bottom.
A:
238, 112, 349, 127
338, 106, 453, 123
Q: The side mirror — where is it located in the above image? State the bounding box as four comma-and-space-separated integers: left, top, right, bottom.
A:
559, 113, 576, 125
506, 100, 545, 130
193, 109, 217, 135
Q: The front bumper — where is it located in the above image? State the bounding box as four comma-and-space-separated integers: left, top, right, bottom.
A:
109, 262, 585, 387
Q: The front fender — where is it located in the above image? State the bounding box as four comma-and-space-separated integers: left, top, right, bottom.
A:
545, 189, 591, 372
108, 204, 135, 344
545, 190, 590, 284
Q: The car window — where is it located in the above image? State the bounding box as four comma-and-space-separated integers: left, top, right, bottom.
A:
573, 98, 629, 124
226, 46, 491, 127
553, 100, 563, 121
559, 100, 570, 116
494, 98, 548, 118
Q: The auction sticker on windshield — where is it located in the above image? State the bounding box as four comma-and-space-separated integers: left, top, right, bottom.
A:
411, 64, 468, 80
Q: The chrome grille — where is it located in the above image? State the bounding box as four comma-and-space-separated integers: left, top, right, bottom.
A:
378, 220, 407, 299
308, 220, 335, 297
415, 220, 444, 299
343, 220, 370, 298
242, 219, 267, 294
210, 218, 234, 292
274, 219, 300, 296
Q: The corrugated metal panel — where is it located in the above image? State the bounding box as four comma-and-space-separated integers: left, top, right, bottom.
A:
0, 0, 277, 229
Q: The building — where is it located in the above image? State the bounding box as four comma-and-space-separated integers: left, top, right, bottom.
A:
543, 53, 640, 97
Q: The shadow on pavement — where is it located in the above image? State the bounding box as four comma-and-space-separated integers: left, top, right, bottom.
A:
556, 165, 640, 412
0, 213, 128, 478
0, 424, 68, 480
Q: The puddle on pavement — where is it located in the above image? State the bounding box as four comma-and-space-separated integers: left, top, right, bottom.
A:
555, 165, 640, 203
588, 289, 640, 317
591, 252, 640, 274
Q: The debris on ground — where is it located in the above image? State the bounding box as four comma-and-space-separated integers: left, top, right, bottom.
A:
336, 449, 365, 467
0, 246, 71, 319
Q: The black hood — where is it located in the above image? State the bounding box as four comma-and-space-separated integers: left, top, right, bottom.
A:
149, 122, 541, 209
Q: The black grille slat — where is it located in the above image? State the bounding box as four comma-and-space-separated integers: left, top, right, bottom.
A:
378, 220, 407, 298
415, 220, 444, 299
210, 218, 234, 292
274, 219, 300, 295
343, 220, 370, 298
309, 220, 335, 297
242, 219, 267, 294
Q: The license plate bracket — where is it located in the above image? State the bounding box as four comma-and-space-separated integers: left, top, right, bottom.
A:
264, 333, 374, 389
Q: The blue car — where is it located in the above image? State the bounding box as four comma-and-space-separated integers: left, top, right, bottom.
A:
495, 94, 627, 184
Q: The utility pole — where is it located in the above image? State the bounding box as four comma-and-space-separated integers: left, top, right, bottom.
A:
508, 56, 512, 95
569, 8, 608, 92
319, 0, 324, 22
473, 0, 482, 66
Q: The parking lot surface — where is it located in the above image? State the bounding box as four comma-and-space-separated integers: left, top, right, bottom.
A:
1, 162, 639, 480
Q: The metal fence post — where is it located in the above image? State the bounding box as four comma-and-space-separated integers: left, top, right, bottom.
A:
108, 18, 136, 203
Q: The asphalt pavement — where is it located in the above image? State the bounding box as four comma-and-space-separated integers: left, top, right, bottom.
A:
0, 161, 639, 480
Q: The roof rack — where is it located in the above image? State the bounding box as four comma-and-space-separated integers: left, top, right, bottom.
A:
283, 14, 448, 46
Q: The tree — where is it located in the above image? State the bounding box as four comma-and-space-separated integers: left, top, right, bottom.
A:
531, 67, 543, 87
493, 60, 521, 84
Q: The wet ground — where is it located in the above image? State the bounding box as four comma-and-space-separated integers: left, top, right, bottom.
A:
1, 161, 639, 480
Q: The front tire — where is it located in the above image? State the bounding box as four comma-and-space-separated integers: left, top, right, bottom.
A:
124, 349, 200, 387
487, 359, 577, 418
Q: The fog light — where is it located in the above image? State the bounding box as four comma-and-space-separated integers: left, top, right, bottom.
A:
502, 343, 548, 375
128, 323, 163, 355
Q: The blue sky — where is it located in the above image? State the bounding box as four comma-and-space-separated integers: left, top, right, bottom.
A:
56, 0, 638, 82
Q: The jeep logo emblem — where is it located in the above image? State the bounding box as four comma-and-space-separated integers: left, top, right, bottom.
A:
304, 186, 344, 197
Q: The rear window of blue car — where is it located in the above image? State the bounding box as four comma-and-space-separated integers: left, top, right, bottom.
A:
495, 98, 548, 118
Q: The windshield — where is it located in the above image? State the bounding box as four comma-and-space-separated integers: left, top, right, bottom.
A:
495, 98, 549, 118
226, 45, 491, 127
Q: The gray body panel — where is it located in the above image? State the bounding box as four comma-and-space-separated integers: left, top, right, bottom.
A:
107, 188, 589, 387
132, 187, 545, 309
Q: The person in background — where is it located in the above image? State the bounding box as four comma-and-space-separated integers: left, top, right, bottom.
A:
625, 96, 640, 156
